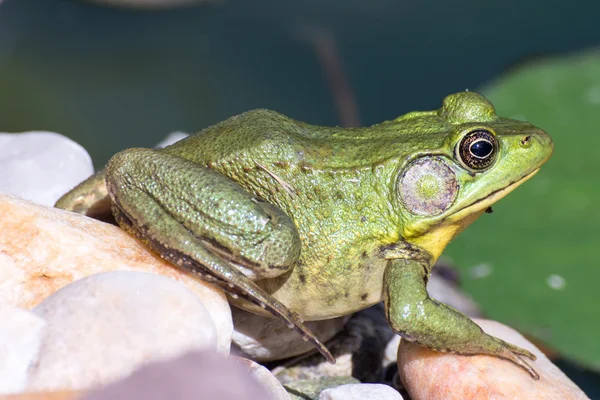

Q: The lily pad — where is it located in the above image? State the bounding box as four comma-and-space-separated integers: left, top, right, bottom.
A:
446, 50, 600, 371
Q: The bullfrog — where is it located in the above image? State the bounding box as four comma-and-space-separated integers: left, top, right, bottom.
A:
55, 91, 553, 379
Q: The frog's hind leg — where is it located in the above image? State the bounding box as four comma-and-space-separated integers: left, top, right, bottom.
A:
105, 148, 335, 364
54, 170, 115, 223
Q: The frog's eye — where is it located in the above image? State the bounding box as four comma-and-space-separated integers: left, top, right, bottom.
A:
456, 130, 498, 171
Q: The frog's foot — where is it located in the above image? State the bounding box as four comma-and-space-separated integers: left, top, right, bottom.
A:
421, 319, 538, 379
384, 258, 539, 380
105, 148, 335, 364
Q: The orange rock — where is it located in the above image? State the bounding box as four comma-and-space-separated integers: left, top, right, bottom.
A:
397, 319, 589, 400
0, 391, 83, 400
0, 193, 232, 352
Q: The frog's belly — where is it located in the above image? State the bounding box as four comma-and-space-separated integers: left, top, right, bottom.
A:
230, 258, 387, 321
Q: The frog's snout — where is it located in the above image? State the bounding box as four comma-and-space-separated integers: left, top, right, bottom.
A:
519, 129, 554, 166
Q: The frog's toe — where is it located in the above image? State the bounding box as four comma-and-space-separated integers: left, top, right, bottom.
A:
491, 337, 539, 380
505, 341, 537, 361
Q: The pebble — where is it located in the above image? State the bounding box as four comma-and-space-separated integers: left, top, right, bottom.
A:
154, 131, 189, 148
0, 304, 46, 394
274, 304, 391, 384
26, 271, 220, 391
231, 306, 348, 362
283, 377, 360, 400
0, 192, 232, 354
233, 357, 291, 400
319, 383, 403, 400
0, 132, 93, 206
398, 318, 590, 400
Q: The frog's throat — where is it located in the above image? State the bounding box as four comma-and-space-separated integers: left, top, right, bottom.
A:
407, 168, 540, 263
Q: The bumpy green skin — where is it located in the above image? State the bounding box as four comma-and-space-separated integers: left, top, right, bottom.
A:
55, 92, 553, 378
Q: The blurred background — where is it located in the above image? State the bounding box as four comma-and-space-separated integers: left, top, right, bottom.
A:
1, 0, 599, 396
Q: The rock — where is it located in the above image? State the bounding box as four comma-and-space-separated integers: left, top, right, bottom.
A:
274, 304, 391, 384
319, 383, 403, 400
0, 391, 83, 400
398, 318, 590, 400
233, 357, 291, 400
26, 271, 221, 391
383, 335, 402, 368
0, 192, 232, 354
231, 306, 348, 362
0, 132, 94, 207
283, 377, 360, 400
0, 304, 46, 394
154, 131, 189, 148
80, 351, 270, 400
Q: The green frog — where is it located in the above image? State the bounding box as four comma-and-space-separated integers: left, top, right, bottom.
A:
55, 91, 553, 379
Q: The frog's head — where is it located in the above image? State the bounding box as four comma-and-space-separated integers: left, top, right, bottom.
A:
396, 91, 553, 261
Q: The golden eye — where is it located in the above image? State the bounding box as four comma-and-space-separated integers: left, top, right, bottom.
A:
456, 130, 498, 171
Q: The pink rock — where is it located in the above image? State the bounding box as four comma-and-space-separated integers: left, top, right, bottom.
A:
81, 351, 271, 400
398, 319, 589, 400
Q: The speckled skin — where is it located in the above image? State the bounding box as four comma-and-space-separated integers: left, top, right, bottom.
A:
55, 92, 553, 378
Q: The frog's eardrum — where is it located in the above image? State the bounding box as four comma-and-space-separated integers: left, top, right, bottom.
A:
398, 156, 458, 216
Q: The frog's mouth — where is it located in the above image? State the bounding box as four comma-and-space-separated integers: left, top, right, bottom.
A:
405, 168, 541, 263
446, 168, 540, 223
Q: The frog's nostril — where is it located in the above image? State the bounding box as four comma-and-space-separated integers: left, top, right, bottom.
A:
520, 136, 531, 147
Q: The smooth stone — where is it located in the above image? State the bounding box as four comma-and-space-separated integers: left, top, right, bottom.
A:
0, 304, 46, 394
319, 383, 403, 400
233, 357, 291, 400
0, 192, 232, 354
0, 391, 83, 400
283, 377, 360, 400
398, 318, 590, 400
274, 304, 391, 384
80, 350, 270, 400
0, 132, 93, 206
231, 306, 349, 362
26, 271, 219, 391
383, 335, 402, 368
154, 131, 189, 148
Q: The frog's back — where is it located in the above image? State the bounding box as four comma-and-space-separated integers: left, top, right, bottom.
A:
162, 109, 313, 167
162, 109, 448, 170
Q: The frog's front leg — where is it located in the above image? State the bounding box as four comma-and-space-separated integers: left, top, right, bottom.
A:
384, 257, 539, 379
105, 148, 335, 363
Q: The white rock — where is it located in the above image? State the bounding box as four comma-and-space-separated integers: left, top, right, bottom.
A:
154, 131, 189, 148
26, 271, 219, 391
231, 307, 348, 361
0, 192, 232, 354
0, 132, 94, 206
319, 383, 403, 400
383, 335, 402, 367
0, 304, 46, 394
234, 357, 291, 400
